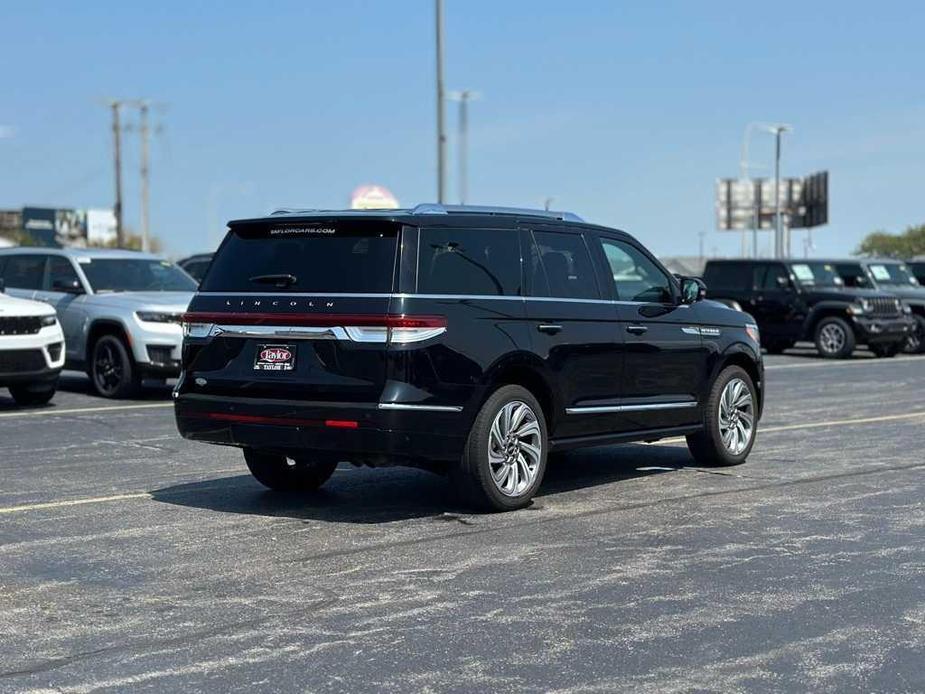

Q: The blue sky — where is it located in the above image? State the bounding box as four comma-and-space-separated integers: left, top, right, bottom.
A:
1, 1, 923, 259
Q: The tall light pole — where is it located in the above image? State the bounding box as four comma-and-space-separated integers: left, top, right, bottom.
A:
435, 0, 447, 204
138, 101, 150, 252
770, 124, 791, 259
740, 122, 763, 258
109, 101, 124, 247
449, 90, 480, 204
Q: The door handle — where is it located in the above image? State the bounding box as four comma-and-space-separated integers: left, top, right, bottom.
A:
626, 324, 648, 335
537, 324, 563, 334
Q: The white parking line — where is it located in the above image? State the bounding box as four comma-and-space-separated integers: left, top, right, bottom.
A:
765, 355, 923, 370
1, 410, 924, 517
0, 402, 173, 419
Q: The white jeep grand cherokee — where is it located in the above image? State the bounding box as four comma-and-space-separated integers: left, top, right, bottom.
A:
0, 279, 65, 405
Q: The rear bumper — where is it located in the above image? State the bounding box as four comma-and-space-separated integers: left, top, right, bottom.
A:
174, 393, 468, 466
851, 315, 915, 344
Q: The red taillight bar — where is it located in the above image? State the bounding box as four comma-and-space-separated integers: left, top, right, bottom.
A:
181, 312, 446, 329
198, 412, 359, 429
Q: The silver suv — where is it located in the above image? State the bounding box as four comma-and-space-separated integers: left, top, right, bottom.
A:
0, 248, 196, 398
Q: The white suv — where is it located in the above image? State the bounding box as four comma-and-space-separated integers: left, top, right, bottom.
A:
0, 279, 65, 405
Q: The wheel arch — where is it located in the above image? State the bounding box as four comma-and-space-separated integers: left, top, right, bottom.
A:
803, 303, 852, 338
711, 344, 763, 420
86, 319, 134, 365
481, 353, 558, 433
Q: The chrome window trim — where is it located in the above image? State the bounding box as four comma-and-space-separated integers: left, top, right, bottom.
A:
566, 401, 698, 415
195, 291, 677, 308
378, 403, 463, 413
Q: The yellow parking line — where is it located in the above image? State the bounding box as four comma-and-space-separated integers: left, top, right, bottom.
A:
0, 492, 152, 515
0, 403, 173, 419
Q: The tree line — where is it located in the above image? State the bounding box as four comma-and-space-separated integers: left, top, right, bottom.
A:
856, 223, 925, 258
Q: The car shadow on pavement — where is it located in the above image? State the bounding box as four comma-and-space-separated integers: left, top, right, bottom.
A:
150, 444, 690, 524
57, 371, 175, 400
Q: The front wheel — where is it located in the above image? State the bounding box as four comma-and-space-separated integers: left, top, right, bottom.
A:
814, 317, 855, 359
8, 382, 57, 406
90, 334, 140, 398
903, 314, 925, 354
243, 449, 338, 492
451, 385, 548, 512
687, 366, 758, 467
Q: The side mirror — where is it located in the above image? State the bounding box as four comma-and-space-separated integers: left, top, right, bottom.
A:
680, 276, 706, 304
53, 278, 84, 294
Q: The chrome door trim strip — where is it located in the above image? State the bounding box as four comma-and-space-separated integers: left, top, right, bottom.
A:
566, 401, 698, 415
378, 403, 464, 412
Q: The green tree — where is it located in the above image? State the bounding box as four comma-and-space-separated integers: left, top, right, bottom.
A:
855, 223, 925, 258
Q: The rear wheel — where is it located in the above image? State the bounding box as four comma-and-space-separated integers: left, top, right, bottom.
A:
870, 342, 902, 358
243, 449, 338, 492
8, 382, 57, 406
90, 334, 140, 398
814, 317, 855, 359
451, 385, 548, 512
687, 365, 757, 467
764, 339, 793, 355
903, 314, 925, 354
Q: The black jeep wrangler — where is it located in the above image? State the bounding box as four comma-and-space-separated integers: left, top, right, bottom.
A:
703, 259, 912, 358
830, 259, 925, 354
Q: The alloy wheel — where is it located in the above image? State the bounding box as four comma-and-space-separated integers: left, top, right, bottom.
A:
819, 323, 846, 354
487, 401, 542, 497
718, 378, 754, 456
94, 342, 123, 394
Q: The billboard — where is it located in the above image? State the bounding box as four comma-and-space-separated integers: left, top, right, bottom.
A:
86, 209, 117, 245
715, 171, 828, 231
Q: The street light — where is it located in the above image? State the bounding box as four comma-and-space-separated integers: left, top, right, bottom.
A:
448, 90, 481, 205
740, 122, 793, 258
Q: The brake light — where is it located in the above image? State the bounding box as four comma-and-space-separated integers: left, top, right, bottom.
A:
180, 312, 446, 344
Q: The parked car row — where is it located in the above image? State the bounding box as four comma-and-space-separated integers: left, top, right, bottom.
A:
0, 248, 196, 400
703, 259, 923, 359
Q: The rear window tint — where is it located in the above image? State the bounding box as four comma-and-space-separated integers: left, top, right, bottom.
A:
530, 231, 600, 300
1, 254, 46, 290
703, 262, 751, 292
418, 228, 521, 296
201, 221, 399, 294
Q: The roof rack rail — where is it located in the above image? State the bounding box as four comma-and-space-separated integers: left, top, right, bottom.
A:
270, 208, 323, 215
410, 203, 584, 223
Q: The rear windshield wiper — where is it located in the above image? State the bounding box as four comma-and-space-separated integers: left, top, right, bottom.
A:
249, 273, 298, 288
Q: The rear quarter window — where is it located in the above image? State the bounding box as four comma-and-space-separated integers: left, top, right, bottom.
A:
417, 228, 521, 296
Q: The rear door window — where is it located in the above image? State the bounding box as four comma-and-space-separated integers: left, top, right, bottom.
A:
201, 220, 400, 293
529, 230, 599, 300
1, 254, 46, 290
417, 228, 521, 296
46, 256, 81, 291
703, 262, 751, 292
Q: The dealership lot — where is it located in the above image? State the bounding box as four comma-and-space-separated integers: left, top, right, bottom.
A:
1, 352, 924, 692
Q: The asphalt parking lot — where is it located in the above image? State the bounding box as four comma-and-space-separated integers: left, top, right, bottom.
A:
1, 348, 923, 693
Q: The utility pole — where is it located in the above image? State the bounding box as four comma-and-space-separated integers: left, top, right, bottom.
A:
435, 0, 447, 204
139, 101, 150, 252
699, 230, 706, 264
449, 90, 479, 204
110, 101, 124, 247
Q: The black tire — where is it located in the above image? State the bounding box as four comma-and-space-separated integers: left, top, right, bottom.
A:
764, 339, 793, 355
903, 314, 925, 354
687, 365, 758, 467
450, 385, 548, 512
8, 382, 57, 406
243, 448, 338, 492
870, 342, 902, 358
89, 334, 140, 399
814, 317, 855, 359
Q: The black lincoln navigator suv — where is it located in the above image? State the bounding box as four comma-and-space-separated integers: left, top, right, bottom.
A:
703, 259, 912, 358
175, 206, 764, 511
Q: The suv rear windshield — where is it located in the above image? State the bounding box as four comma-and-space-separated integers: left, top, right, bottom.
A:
201, 221, 399, 293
